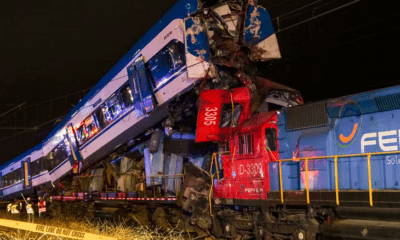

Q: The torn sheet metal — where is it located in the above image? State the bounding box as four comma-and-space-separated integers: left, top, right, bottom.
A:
184, 17, 210, 79
244, 2, 281, 60
89, 168, 104, 192
144, 139, 165, 187
163, 153, 183, 193
179, 161, 212, 229
212, 4, 239, 36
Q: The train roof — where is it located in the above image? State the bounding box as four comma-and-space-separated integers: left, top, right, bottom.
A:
42, 0, 199, 144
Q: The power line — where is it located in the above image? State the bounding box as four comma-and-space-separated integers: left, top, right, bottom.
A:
278, 13, 400, 62
276, 0, 361, 33
0, 127, 37, 130
0, 102, 25, 119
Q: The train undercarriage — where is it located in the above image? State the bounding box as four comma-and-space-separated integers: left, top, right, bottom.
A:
40, 155, 400, 240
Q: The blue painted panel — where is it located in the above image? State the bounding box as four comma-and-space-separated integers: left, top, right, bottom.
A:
184, 17, 210, 61
269, 161, 300, 191
135, 56, 156, 114
244, 4, 275, 46
384, 154, 400, 189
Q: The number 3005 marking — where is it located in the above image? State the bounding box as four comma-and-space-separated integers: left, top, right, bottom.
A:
204, 107, 218, 125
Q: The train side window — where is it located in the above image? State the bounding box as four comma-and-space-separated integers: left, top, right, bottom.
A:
45, 150, 55, 172
265, 128, 277, 151
244, 132, 253, 154
95, 105, 109, 129
41, 157, 46, 173
3, 169, 22, 187
30, 159, 39, 176
146, 40, 186, 89
119, 84, 134, 108
238, 134, 244, 155
220, 104, 242, 128
105, 94, 123, 121
84, 115, 99, 138
76, 125, 88, 145
31, 158, 45, 176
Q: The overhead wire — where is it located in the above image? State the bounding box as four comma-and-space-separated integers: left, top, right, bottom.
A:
275, 0, 361, 33
0, 102, 26, 119
278, 11, 400, 62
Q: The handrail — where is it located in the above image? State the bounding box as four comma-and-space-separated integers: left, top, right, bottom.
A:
212, 147, 400, 206
305, 158, 309, 204
334, 156, 339, 205
278, 150, 400, 207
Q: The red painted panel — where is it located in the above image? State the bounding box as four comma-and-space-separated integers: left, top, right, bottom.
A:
196, 88, 251, 142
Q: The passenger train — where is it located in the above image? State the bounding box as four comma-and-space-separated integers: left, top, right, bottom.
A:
2, 0, 400, 239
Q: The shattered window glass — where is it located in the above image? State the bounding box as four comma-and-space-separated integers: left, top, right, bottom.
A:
220, 103, 242, 128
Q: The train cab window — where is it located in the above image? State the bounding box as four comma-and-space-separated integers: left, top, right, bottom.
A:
105, 95, 122, 122
237, 132, 253, 155
146, 40, 186, 89
265, 128, 277, 151
119, 85, 134, 108
84, 115, 99, 138
220, 104, 242, 128
76, 125, 88, 144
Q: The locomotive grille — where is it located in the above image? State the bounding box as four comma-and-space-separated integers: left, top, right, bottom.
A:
375, 93, 400, 112
286, 101, 329, 130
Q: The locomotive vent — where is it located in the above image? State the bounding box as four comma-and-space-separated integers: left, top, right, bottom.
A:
286, 101, 329, 130
375, 92, 400, 112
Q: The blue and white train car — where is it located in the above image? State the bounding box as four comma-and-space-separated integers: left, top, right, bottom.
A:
42, 128, 74, 184
41, 0, 207, 172
0, 145, 45, 199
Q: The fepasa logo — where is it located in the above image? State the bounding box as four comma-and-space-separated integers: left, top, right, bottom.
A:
361, 130, 400, 153
336, 102, 362, 147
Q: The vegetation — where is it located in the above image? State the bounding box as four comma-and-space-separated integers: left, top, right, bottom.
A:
0, 211, 189, 240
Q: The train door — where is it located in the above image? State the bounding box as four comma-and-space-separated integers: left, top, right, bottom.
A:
66, 123, 82, 164
127, 55, 157, 117
22, 157, 31, 189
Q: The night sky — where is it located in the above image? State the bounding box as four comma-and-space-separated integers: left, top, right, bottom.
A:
0, 0, 399, 162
